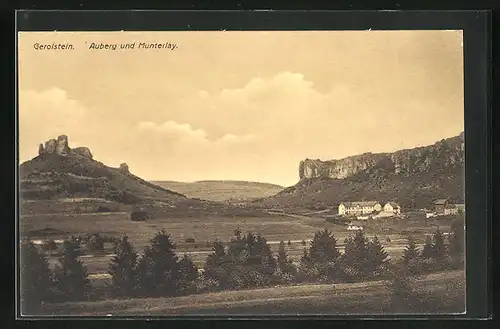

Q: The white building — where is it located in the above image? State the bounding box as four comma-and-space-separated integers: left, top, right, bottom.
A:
383, 202, 401, 215
347, 225, 364, 231
338, 201, 382, 215
444, 203, 465, 215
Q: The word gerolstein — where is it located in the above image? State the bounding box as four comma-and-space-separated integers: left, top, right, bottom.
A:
88, 42, 178, 51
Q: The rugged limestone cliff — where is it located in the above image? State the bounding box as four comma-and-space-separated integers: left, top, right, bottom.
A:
260, 132, 465, 209
299, 132, 464, 180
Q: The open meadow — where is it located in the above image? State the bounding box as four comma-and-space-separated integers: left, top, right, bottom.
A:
40, 270, 465, 316
21, 199, 458, 278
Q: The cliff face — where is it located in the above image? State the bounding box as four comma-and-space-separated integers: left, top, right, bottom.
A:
299, 132, 464, 180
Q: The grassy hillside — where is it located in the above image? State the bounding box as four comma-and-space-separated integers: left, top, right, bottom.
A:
153, 180, 284, 202
39, 270, 464, 316
259, 134, 464, 210
19, 153, 185, 203
259, 167, 463, 210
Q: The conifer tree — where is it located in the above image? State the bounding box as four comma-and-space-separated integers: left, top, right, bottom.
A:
177, 254, 199, 294
41, 239, 58, 256
402, 236, 420, 264
205, 231, 277, 289
421, 235, 435, 259
54, 240, 90, 301
298, 248, 314, 278
277, 240, 288, 270
449, 218, 464, 256
136, 230, 180, 297
203, 240, 230, 290
308, 229, 341, 263
108, 235, 138, 297
300, 229, 341, 281
20, 240, 53, 314
402, 236, 422, 274
432, 229, 448, 269
276, 240, 296, 280
342, 230, 371, 280
366, 236, 389, 275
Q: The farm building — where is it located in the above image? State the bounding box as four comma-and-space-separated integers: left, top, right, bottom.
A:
433, 199, 449, 213
444, 203, 465, 216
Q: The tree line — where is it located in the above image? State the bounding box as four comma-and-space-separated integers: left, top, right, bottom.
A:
20, 218, 464, 314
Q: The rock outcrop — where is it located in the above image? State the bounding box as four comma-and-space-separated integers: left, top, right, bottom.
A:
38, 135, 93, 159
38, 144, 45, 156
55, 135, 70, 156
44, 139, 57, 154
72, 147, 93, 159
299, 132, 464, 180
119, 163, 130, 174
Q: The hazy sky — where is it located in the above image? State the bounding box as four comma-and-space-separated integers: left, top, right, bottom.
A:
18, 31, 464, 186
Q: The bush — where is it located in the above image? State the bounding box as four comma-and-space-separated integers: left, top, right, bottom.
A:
131, 211, 150, 221
41, 239, 58, 256
386, 269, 425, 313
96, 205, 112, 213
87, 233, 105, 253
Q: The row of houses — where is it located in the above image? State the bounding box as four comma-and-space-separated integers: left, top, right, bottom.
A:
338, 198, 465, 219
338, 201, 401, 217
428, 199, 465, 217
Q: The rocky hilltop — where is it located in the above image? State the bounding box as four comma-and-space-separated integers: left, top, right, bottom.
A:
20, 135, 185, 203
260, 132, 465, 210
299, 132, 464, 180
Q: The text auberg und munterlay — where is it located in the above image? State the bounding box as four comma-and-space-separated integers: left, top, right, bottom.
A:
88, 42, 178, 50
33, 41, 178, 51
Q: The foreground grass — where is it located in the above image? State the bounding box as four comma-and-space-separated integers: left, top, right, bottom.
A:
39, 270, 464, 316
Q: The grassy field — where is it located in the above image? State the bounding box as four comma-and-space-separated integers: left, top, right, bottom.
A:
21, 212, 325, 250
21, 210, 442, 251
21, 199, 458, 279
39, 270, 465, 316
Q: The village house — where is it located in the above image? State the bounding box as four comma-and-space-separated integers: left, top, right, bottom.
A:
444, 203, 465, 216
338, 201, 382, 216
433, 199, 449, 214
383, 202, 401, 215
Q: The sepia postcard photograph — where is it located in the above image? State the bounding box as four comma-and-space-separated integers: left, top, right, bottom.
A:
17, 29, 466, 317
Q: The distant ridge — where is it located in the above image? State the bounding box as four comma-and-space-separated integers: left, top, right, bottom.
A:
153, 180, 285, 203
